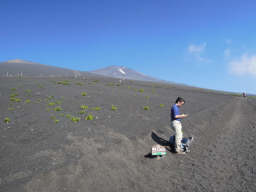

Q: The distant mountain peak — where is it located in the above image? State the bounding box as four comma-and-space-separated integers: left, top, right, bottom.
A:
6, 59, 37, 64
91, 65, 161, 82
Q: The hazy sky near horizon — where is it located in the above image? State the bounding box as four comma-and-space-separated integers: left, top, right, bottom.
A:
1, 0, 256, 93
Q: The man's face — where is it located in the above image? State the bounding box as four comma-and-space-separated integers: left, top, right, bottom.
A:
177, 101, 184, 107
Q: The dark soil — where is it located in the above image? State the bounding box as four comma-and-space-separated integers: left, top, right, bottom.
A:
0, 77, 255, 192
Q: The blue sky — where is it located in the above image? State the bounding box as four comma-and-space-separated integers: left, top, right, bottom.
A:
1, 0, 256, 94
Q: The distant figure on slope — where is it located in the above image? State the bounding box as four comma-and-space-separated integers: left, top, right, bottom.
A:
170, 97, 188, 154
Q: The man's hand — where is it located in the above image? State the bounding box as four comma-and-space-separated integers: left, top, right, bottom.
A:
182, 114, 188, 118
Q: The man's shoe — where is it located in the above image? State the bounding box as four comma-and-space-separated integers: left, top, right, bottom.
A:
176, 151, 186, 155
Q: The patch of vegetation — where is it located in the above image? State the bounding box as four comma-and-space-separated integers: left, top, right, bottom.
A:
92, 80, 99, 83
4, 117, 10, 124
76, 82, 83, 86
139, 89, 144, 93
48, 102, 56, 106
79, 110, 86, 114
66, 114, 72, 119
11, 88, 17, 91
55, 100, 62, 105
54, 106, 62, 112
50, 116, 56, 120
80, 105, 88, 110
8, 107, 15, 111
81, 92, 87, 96
25, 89, 31, 94
160, 104, 165, 107
143, 106, 150, 111
85, 114, 94, 120
38, 84, 44, 89
111, 105, 118, 111
128, 86, 131, 89
55, 119, 60, 124
57, 80, 70, 85
145, 96, 150, 100
15, 98, 21, 102
71, 116, 81, 123
25, 99, 31, 104
37, 99, 42, 103
10, 93, 18, 97
47, 96, 54, 100
46, 108, 52, 112
91, 107, 101, 111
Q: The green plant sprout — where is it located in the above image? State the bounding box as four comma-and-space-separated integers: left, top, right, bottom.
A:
79, 110, 86, 114
66, 114, 72, 119
11, 88, 17, 91
91, 107, 101, 111
8, 107, 15, 111
85, 114, 94, 120
71, 116, 80, 123
48, 102, 56, 106
80, 105, 88, 110
54, 106, 62, 112
25, 99, 31, 104
55, 119, 60, 124
4, 117, 10, 124
111, 105, 118, 111
57, 80, 70, 85
76, 82, 83, 86
81, 92, 87, 96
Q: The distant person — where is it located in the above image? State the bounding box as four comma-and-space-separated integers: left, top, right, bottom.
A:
170, 97, 188, 154
242, 92, 246, 97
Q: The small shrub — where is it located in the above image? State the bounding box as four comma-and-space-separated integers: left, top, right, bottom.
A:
57, 80, 70, 85
111, 105, 117, 111
37, 99, 42, 103
85, 114, 94, 120
76, 82, 83, 86
81, 92, 87, 96
80, 105, 88, 110
15, 98, 21, 102
50, 116, 56, 120
160, 104, 165, 107
10, 97, 16, 102
25, 89, 31, 94
47, 96, 54, 100
4, 117, 10, 124
145, 96, 150, 100
25, 99, 31, 104
54, 106, 62, 112
48, 102, 56, 106
10, 93, 18, 97
66, 114, 72, 119
91, 107, 101, 111
55, 119, 60, 124
143, 106, 150, 110
8, 107, 15, 111
139, 89, 144, 93
56, 100, 62, 105
79, 110, 86, 114
71, 116, 80, 123
128, 86, 131, 89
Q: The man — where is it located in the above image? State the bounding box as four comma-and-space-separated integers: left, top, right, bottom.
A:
170, 97, 188, 154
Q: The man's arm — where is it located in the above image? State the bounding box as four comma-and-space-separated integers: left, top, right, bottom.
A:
175, 114, 188, 119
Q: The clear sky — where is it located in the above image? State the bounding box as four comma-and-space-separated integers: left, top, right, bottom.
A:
1, 0, 256, 94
